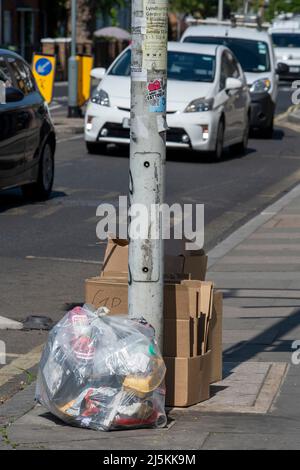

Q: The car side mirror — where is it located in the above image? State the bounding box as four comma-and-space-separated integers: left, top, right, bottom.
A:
225, 77, 243, 91
5, 87, 24, 103
276, 62, 289, 74
90, 67, 106, 80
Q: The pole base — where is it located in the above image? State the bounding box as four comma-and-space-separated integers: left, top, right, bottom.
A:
68, 107, 82, 118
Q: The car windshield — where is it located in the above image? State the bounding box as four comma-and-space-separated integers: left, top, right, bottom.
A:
184, 36, 271, 73
109, 49, 216, 82
272, 33, 300, 48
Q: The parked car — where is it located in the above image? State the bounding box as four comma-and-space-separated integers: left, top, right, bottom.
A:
181, 24, 285, 137
85, 42, 251, 160
0, 49, 56, 200
269, 16, 300, 80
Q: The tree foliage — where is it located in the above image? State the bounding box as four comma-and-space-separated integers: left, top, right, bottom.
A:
168, 0, 244, 18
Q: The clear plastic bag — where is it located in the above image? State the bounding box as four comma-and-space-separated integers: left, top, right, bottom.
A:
35, 305, 167, 431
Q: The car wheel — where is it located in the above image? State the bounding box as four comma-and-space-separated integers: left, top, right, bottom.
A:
213, 120, 224, 161
86, 141, 107, 155
22, 142, 54, 201
231, 115, 249, 156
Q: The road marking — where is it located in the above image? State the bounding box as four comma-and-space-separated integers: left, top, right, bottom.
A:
57, 134, 84, 144
0, 207, 27, 216
0, 353, 22, 359
26, 255, 102, 265
32, 205, 62, 219
49, 104, 62, 111
0, 345, 43, 387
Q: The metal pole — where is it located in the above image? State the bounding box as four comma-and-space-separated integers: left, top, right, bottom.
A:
68, 0, 80, 117
128, 0, 168, 352
218, 0, 223, 21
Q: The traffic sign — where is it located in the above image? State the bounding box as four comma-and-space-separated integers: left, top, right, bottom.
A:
35, 58, 53, 76
32, 54, 56, 104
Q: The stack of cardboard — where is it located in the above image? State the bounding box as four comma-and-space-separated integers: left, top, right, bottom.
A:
85, 239, 223, 408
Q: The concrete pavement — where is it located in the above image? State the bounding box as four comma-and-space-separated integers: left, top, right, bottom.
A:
2, 180, 300, 449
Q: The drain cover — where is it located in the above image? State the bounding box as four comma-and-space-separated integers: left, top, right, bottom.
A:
23, 315, 53, 331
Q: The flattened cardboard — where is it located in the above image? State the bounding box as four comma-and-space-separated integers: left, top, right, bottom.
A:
164, 285, 198, 319
164, 351, 211, 407
164, 319, 199, 357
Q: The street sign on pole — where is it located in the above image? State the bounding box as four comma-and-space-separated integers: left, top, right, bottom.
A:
129, 0, 168, 351
32, 53, 56, 104
68, 0, 81, 117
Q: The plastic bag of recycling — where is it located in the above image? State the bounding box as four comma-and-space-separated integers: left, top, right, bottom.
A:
35, 305, 167, 431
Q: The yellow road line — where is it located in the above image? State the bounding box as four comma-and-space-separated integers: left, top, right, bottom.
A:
0, 344, 43, 387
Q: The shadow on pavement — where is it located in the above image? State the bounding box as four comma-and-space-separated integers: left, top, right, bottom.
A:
88, 143, 257, 164
222, 287, 300, 364
0, 189, 67, 214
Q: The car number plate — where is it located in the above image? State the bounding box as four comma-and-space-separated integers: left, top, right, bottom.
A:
122, 118, 131, 128
290, 66, 300, 73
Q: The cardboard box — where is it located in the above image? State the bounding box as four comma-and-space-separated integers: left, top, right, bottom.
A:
100, 238, 207, 282
164, 351, 211, 407
86, 277, 127, 314
209, 291, 223, 383
86, 277, 199, 319
164, 318, 200, 357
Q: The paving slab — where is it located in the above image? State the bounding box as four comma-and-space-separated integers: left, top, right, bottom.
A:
202, 432, 300, 450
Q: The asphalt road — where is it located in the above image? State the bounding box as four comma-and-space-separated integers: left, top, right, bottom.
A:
0, 84, 299, 401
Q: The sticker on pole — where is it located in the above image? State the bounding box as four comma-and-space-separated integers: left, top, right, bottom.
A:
32, 54, 56, 104
146, 79, 166, 113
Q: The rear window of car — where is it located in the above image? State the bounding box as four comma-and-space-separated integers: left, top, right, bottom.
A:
272, 33, 300, 48
109, 48, 216, 82
184, 36, 271, 73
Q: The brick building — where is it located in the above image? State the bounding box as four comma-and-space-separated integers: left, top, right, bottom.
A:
0, 0, 48, 60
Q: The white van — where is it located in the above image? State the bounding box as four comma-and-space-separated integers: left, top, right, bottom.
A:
181, 24, 286, 137
269, 16, 300, 80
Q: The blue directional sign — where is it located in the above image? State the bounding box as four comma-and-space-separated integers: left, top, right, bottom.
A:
35, 58, 53, 76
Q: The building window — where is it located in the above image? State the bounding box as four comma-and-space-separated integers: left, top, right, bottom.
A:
4, 10, 12, 44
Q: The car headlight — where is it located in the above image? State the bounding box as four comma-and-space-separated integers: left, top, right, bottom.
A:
250, 78, 271, 94
91, 89, 110, 106
185, 98, 214, 113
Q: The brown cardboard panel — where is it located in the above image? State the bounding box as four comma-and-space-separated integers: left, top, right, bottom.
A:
209, 291, 223, 384
164, 351, 211, 407
164, 319, 196, 357
86, 277, 127, 314
101, 239, 128, 279
86, 278, 199, 319
100, 238, 207, 282
164, 285, 198, 319
183, 255, 208, 281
